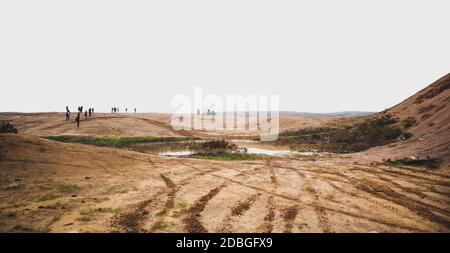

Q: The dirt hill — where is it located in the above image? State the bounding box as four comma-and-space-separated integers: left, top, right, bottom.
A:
0, 112, 340, 138
389, 72, 449, 138
360, 73, 450, 163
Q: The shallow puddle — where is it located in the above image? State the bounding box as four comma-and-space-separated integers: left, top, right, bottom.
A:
245, 147, 314, 156
158, 150, 194, 156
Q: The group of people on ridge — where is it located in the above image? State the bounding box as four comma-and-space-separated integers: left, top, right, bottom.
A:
66, 106, 138, 128
197, 109, 216, 116
111, 107, 136, 114
66, 106, 95, 128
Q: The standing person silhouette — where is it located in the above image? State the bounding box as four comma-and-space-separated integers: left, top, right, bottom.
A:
75, 112, 80, 128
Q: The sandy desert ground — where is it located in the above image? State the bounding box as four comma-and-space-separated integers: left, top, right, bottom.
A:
0, 111, 448, 233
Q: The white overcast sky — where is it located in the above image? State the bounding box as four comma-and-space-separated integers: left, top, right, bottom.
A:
1, 0, 449, 113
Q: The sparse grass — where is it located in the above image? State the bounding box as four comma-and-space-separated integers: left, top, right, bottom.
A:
37, 185, 52, 191
95, 207, 121, 214
77, 215, 92, 222
151, 222, 168, 230
58, 183, 80, 193
10, 224, 50, 233
42, 135, 198, 148
384, 157, 440, 169
175, 202, 188, 209
35, 226, 51, 233
115, 187, 138, 194
44, 201, 66, 209
402, 117, 417, 129
37, 192, 61, 202
418, 104, 435, 114
277, 114, 403, 153
77, 208, 95, 222
0, 121, 18, 134
111, 208, 122, 214
171, 203, 187, 218
93, 196, 110, 203
77, 207, 120, 222
171, 211, 181, 218
80, 208, 95, 215
200, 139, 237, 150
12, 224, 34, 232
43, 136, 249, 159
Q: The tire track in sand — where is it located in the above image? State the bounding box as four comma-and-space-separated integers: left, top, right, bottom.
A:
113, 172, 182, 232
220, 194, 260, 232
148, 173, 178, 231
112, 190, 164, 232
287, 165, 333, 233
175, 160, 425, 231
282, 205, 299, 233
264, 196, 276, 233
160, 173, 176, 213
264, 161, 277, 232
183, 184, 225, 232
305, 185, 333, 232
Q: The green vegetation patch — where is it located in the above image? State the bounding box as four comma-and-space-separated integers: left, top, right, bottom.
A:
151, 222, 168, 230
277, 114, 403, 153
0, 121, 18, 134
175, 202, 188, 209
37, 192, 61, 202
58, 183, 81, 193
42, 135, 198, 148
402, 117, 417, 129
77, 208, 95, 222
12, 224, 34, 232
384, 157, 440, 169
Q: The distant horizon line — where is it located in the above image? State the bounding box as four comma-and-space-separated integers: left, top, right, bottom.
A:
0, 110, 376, 116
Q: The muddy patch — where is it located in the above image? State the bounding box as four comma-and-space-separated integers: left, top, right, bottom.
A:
183, 184, 225, 233
231, 194, 259, 216
160, 173, 176, 212
282, 205, 299, 232
113, 198, 155, 232
264, 196, 276, 233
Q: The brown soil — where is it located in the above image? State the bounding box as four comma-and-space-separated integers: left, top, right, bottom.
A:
0, 133, 448, 233
0, 73, 448, 233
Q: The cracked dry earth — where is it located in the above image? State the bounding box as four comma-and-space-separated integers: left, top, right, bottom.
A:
0, 134, 449, 233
